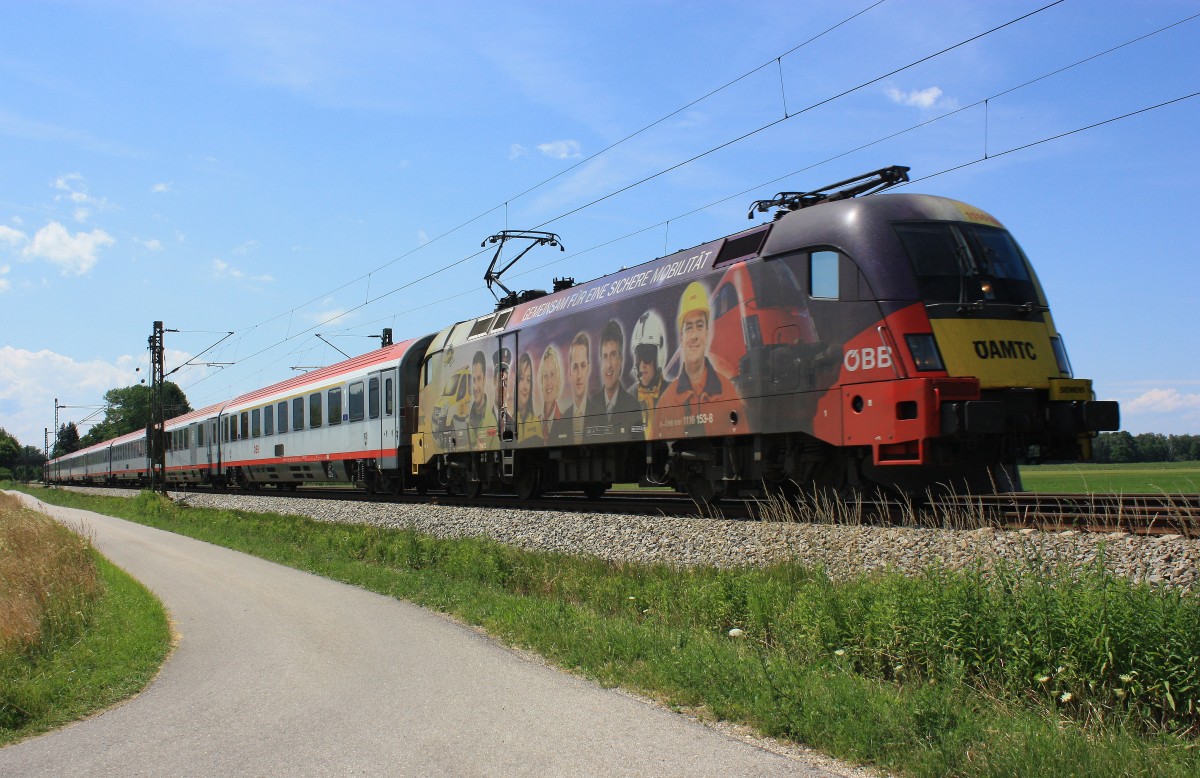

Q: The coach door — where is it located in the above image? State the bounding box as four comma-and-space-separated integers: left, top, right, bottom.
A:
374, 369, 400, 470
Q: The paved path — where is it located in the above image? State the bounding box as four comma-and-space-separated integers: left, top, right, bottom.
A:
2, 493, 843, 776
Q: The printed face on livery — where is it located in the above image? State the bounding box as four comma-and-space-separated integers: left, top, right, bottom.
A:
601, 337, 622, 395
471, 359, 486, 412
570, 341, 590, 405
681, 311, 709, 372
540, 348, 560, 410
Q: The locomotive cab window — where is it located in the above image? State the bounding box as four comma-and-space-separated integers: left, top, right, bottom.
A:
894, 222, 1037, 305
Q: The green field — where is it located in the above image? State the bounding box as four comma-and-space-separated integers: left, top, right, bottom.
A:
1019, 461, 1200, 495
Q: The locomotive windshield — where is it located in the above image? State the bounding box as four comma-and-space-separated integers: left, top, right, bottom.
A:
894, 222, 1037, 307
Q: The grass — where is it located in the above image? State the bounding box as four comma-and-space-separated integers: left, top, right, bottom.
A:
12, 483, 1200, 776
1020, 461, 1200, 494
0, 491, 172, 746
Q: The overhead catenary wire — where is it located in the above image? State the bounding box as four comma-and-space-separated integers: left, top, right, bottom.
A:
184, 4, 1195, 407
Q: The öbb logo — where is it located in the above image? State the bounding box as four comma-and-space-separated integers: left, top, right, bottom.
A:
844, 346, 892, 372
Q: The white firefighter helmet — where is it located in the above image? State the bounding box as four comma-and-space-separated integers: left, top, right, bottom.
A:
630, 309, 667, 374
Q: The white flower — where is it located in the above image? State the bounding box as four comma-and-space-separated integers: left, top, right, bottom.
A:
728, 628, 745, 637
1060, 692, 1073, 703
1037, 675, 1050, 684
834, 649, 846, 657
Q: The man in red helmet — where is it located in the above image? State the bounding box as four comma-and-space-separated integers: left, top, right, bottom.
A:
657, 281, 746, 438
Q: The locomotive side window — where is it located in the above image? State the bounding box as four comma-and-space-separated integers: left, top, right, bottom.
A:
328, 387, 343, 425
309, 393, 322, 428
811, 251, 840, 299
349, 382, 365, 422
293, 397, 304, 431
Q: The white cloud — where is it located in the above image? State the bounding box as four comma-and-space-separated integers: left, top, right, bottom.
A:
0, 264, 10, 293
52, 173, 111, 220
0, 346, 143, 447
151, 182, 173, 193
233, 239, 260, 255
0, 225, 27, 247
537, 139, 582, 159
886, 85, 944, 109
417, 229, 429, 245
509, 143, 529, 159
212, 257, 273, 284
1125, 388, 1200, 414
137, 238, 165, 251
23, 221, 115, 275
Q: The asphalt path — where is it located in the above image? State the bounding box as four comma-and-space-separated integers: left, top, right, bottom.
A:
2, 493, 844, 776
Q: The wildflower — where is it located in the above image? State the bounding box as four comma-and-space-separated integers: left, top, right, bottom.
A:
628, 596, 636, 600
1060, 692, 1072, 703
1119, 673, 1133, 684
728, 628, 744, 638
834, 649, 846, 657
1037, 675, 1050, 684
1114, 689, 1127, 699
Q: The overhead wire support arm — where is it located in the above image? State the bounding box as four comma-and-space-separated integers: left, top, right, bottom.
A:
748, 165, 910, 219
482, 230, 565, 304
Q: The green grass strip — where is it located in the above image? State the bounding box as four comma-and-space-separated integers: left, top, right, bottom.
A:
13, 485, 1200, 777
1, 551, 172, 747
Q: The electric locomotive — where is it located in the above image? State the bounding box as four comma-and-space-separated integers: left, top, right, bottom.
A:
412, 166, 1118, 501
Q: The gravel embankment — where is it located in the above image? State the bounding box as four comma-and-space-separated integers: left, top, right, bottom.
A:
59, 487, 1200, 590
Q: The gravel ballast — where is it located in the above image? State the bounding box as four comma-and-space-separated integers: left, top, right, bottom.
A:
57, 487, 1200, 590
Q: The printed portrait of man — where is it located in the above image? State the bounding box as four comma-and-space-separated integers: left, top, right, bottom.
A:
468, 350, 498, 450
657, 281, 747, 438
589, 319, 641, 439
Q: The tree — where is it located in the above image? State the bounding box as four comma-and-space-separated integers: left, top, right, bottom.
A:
0, 427, 20, 474
52, 422, 82, 458
79, 382, 192, 446
14, 445, 47, 482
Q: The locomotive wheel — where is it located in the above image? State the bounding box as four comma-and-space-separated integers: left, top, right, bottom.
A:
515, 465, 542, 501
582, 483, 608, 501
683, 475, 723, 508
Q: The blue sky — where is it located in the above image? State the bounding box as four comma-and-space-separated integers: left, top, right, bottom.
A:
1, 0, 1198, 450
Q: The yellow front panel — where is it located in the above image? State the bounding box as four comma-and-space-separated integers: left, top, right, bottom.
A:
930, 319, 1062, 389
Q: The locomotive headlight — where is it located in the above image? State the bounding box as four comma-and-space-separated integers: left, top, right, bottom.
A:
1050, 335, 1074, 378
905, 334, 945, 372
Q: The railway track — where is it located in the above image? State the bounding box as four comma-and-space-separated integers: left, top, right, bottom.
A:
159, 483, 1200, 536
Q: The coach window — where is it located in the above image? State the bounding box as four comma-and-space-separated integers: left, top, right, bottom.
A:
368, 377, 380, 420
293, 397, 305, 431
811, 251, 840, 299
385, 377, 394, 415
264, 405, 274, 436
328, 387, 343, 425
277, 401, 289, 434
240, 412, 249, 439
197, 425, 204, 447
349, 382, 365, 423
309, 393, 322, 428
252, 409, 261, 438
222, 417, 229, 442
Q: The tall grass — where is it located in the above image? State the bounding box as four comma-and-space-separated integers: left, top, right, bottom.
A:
0, 493, 99, 659
1, 491, 171, 744
17, 485, 1200, 775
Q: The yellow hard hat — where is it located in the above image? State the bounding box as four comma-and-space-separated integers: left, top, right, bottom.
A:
677, 281, 711, 331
